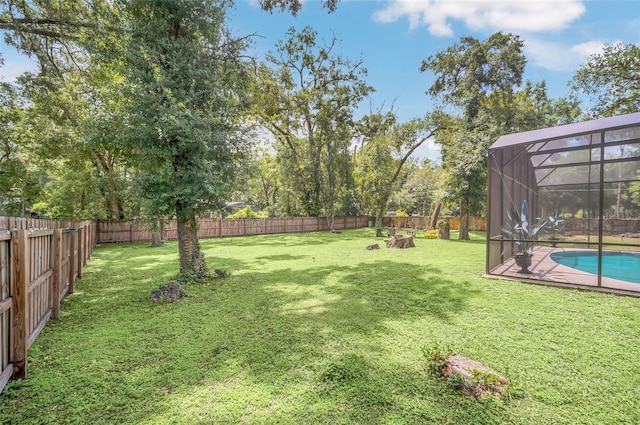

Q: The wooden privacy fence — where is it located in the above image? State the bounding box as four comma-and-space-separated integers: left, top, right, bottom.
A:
97, 216, 371, 243
0, 219, 96, 393
383, 216, 486, 231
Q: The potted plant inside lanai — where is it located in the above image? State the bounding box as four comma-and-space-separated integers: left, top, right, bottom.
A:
500, 200, 547, 274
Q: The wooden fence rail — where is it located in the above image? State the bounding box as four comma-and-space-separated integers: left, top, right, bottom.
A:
97, 216, 371, 243
0, 219, 96, 393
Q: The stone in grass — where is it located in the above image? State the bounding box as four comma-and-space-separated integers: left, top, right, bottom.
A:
366, 244, 380, 250
148, 282, 190, 303
444, 355, 511, 398
212, 269, 226, 279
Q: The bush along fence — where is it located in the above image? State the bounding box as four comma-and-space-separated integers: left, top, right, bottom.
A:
0, 218, 96, 393
97, 216, 371, 243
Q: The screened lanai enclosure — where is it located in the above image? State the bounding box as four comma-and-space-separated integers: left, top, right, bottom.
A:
487, 112, 640, 295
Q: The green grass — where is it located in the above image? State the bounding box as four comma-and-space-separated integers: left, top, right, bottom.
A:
1, 228, 639, 424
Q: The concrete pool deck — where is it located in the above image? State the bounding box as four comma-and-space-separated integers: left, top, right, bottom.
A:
487, 246, 640, 296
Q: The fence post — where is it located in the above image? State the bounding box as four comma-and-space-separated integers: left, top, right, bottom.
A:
51, 229, 62, 320
83, 222, 88, 265
68, 229, 76, 295
11, 230, 29, 379
77, 226, 84, 279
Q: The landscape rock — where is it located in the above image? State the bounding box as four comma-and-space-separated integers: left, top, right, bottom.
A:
148, 282, 190, 303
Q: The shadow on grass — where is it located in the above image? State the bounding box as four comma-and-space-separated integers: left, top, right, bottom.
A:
251, 259, 475, 324
113, 258, 486, 423
211, 231, 339, 247
254, 254, 310, 262
2, 232, 495, 425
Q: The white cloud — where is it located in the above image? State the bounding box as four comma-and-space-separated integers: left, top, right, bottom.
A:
413, 137, 441, 162
373, 0, 586, 37
570, 40, 607, 58
0, 57, 38, 82
525, 38, 619, 72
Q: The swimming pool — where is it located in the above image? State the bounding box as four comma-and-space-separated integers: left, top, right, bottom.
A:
550, 251, 640, 284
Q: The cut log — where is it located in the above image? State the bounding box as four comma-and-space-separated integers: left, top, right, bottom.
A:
385, 235, 415, 249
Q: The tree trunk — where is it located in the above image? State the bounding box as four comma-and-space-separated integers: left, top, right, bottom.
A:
176, 211, 207, 281
429, 203, 442, 230
459, 196, 470, 240
375, 197, 389, 237
151, 231, 163, 247
151, 219, 164, 247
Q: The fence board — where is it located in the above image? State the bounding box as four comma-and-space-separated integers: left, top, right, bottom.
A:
11, 230, 28, 379
95, 216, 372, 244
0, 219, 95, 393
0, 238, 11, 386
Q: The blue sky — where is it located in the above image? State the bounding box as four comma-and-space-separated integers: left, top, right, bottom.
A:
1, 0, 639, 159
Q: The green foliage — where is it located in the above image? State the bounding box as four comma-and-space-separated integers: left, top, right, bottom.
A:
175, 265, 210, 285
121, 0, 250, 223
570, 43, 640, 118
423, 340, 454, 377
355, 112, 440, 225
227, 205, 268, 219
395, 209, 409, 217
0, 82, 42, 215
252, 26, 372, 223
422, 33, 579, 240
392, 159, 445, 216
259, 0, 339, 15
422, 32, 526, 119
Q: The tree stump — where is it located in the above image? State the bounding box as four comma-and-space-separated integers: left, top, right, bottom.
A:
444, 355, 510, 398
385, 235, 415, 249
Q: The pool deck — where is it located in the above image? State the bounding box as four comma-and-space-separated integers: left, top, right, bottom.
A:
487, 246, 640, 295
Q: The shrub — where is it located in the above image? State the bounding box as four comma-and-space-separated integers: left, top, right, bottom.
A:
227, 206, 268, 219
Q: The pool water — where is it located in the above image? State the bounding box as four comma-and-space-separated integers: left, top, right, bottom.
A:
550, 251, 640, 284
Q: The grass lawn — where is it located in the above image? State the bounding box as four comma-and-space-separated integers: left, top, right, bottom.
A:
1, 228, 639, 424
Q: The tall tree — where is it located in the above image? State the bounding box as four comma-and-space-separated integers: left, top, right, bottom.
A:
421, 32, 526, 239
120, 0, 250, 281
392, 159, 445, 216
570, 43, 640, 119
252, 26, 372, 227
356, 112, 442, 229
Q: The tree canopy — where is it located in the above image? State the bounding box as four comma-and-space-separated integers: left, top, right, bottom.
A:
570, 42, 640, 118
